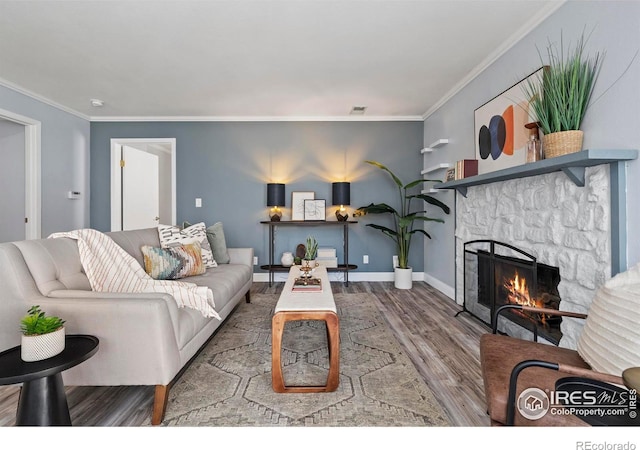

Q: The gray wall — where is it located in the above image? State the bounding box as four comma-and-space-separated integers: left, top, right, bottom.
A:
0, 119, 25, 242
90, 121, 424, 272
423, 1, 640, 291
0, 85, 91, 237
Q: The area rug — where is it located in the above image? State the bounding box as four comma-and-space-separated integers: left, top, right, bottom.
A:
157, 292, 451, 426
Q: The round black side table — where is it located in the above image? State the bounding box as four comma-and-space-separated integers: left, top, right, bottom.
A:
0, 334, 99, 426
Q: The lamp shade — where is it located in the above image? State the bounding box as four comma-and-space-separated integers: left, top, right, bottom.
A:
332, 182, 350, 206
267, 183, 285, 206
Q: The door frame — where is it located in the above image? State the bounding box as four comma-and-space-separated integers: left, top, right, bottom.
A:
0, 108, 41, 240
110, 138, 176, 231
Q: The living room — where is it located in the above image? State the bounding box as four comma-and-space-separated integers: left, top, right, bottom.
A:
1, 0, 639, 446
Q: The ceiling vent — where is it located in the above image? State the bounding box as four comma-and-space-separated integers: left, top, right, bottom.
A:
350, 106, 367, 115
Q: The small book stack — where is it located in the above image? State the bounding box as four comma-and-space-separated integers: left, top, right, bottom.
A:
316, 248, 338, 268
455, 159, 478, 180
292, 277, 322, 292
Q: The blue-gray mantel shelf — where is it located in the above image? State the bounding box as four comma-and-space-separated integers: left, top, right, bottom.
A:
434, 149, 638, 197
433, 148, 638, 276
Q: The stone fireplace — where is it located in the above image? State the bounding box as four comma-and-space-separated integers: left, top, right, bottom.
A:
463, 240, 563, 344
455, 164, 612, 348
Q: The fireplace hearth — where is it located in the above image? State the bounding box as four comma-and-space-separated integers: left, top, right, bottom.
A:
460, 240, 562, 344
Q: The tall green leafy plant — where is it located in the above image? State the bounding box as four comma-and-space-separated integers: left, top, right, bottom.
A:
522, 31, 603, 135
355, 161, 450, 269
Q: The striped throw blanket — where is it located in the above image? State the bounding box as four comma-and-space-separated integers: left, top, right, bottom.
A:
49, 229, 221, 320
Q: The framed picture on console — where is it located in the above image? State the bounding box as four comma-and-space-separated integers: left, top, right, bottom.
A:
291, 191, 314, 220
304, 199, 326, 221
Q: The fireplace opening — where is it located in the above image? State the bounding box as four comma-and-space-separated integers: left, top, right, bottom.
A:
461, 240, 562, 344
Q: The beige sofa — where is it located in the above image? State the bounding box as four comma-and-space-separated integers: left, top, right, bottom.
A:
0, 227, 253, 425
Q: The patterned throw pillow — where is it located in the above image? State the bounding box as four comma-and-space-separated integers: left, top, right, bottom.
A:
158, 222, 217, 268
141, 242, 206, 280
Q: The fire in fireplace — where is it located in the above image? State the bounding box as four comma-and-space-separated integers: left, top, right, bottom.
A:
461, 240, 562, 344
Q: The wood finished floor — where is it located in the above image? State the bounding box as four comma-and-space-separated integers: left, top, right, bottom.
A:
0, 281, 492, 427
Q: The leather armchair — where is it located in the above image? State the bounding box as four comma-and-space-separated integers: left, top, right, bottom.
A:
480, 305, 630, 426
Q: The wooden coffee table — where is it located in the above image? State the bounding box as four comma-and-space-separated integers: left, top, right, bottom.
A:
271, 266, 340, 393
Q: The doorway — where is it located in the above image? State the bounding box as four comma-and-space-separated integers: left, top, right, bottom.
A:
110, 138, 176, 231
0, 108, 41, 242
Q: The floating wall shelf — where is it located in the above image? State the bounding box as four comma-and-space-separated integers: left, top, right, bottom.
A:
421, 188, 443, 194
421, 139, 449, 154
421, 162, 452, 175
434, 149, 638, 197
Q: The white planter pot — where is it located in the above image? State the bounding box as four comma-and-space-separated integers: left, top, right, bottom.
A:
21, 327, 66, 362
281, 252, 294, 267
394, 267, 413, 289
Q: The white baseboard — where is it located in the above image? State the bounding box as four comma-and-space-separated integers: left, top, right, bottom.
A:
253, 271, 425, 283
423, 273, 455, 300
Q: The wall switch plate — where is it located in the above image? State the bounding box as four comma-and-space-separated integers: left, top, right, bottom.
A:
253, 256, 258, 266
363, 255, 369, 264
393, 255, 398, 268
195, 198, 202, 207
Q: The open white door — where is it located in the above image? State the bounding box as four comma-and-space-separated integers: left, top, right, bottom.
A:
121, 145, 160, 230
111, 138, 175, 231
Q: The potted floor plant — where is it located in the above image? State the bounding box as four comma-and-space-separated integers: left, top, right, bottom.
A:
522, 31, 603, 157
20, 305, 66, 362
355, 160, 450, 289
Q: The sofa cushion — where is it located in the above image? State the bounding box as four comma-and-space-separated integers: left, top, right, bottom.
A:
206, 222, 230, 264
158, 223, 217, 268
141, 243, 206, 280
14, 238, 91, 295
107, 227, 160, 267
186, 263, 252, 313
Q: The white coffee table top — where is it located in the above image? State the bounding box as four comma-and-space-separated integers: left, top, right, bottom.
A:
275, 266, 336, 313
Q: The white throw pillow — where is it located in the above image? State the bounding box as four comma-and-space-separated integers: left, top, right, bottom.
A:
158, 222, 217, 268
576, 263, 640, 375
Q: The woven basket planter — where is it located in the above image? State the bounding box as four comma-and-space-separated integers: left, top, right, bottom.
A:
21, 327, 66, 362
543, 130, 584, 158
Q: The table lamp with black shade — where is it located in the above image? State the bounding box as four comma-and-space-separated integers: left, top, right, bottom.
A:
332, 182, 350, 221
267, 183, 285, 221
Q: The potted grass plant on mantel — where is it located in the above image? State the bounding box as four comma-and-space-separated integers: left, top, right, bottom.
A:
355, 160, 450, 289
522, 30, 603, 158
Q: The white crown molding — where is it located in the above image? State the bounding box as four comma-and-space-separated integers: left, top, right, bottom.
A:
89, 115, 424, 123
421, 1, 566, 121
0, 77, 90, 121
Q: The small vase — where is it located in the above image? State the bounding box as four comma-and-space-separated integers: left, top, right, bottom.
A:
281, 252, 294, 267
21, 327, 66, 362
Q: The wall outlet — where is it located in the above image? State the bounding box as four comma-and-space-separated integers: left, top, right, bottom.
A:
393, 255, 398, 268
253, 256, 258, 266
195, 198, 202, 208
363, 255, 369, 264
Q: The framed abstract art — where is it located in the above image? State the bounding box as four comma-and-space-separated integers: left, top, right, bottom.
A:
474, 67, 544, 175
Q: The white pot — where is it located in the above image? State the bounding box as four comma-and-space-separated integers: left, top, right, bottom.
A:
394, 266, 413, 289
281, 252, 294, 267
21, 327, 66, 362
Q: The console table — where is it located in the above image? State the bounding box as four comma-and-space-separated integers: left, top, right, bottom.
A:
260, 220, 358, 286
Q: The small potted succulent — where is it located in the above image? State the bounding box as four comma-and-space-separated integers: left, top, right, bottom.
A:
303, 235, 319, 267
20, 305, 66, 362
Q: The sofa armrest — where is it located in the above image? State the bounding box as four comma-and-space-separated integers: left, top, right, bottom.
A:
36, 291, 184, 385
227, 247, 254, 267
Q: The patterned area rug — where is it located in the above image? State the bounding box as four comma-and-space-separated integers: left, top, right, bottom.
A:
157, 292, 451, 426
